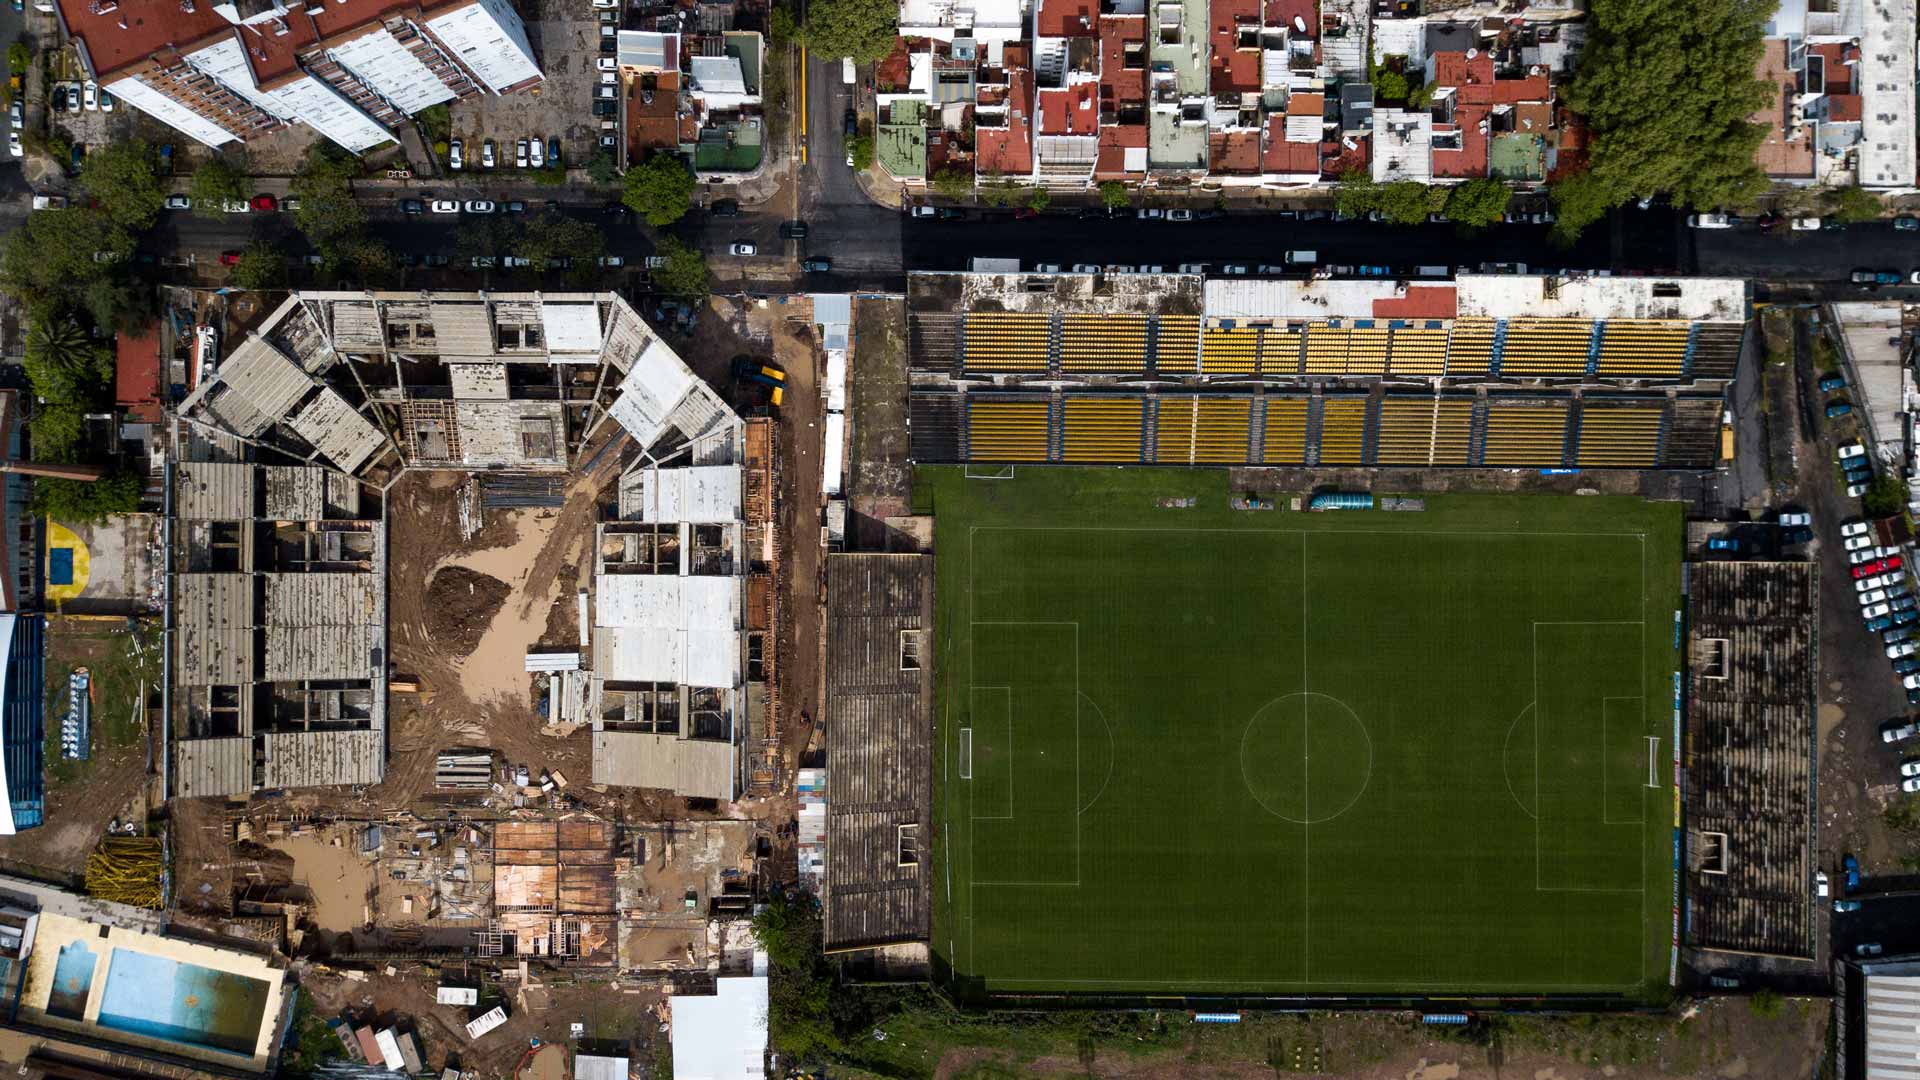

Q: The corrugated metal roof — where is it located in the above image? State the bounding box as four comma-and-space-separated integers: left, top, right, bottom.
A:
429, 303, 497, 355
263, 573, 379, 679
218, 337, 314, 422
329, 301, 385, 351
1867, 973, 1920, 1079
260, 729, 383, 788
174, 737, 252, 798
176, 461, 255, 520
263, 466, 327, 520
290, 390, 386, 474
573, 1056, 629, 1080
595, 575, 737, 633
176, 574, 251, 685
638, 466, 742, 523
456, 400, 566, 467
591, 730, 734, 798
450, 363, 510, 400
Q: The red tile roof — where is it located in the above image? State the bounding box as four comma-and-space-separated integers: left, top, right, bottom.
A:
1037, 81, 1096, 135
1095, 122, 1145, 176
1810, 41, 1854, 93
115, 325, 163, 424
1372, 286, 1458, 319
1208, 128, 1260, 174
1208, 0, 1260, 94
1491, 71, 1550, 104
1036, 0, 1097, 37
1098, 14, 1145, 106
1263, 0, 1314, 36
1828, 93, 1863, 123
1286, 91, 1323, 117
235, 18, 316, 91
975, 67, 1033, 176
1262, 115, 1320, 174
60, 0, 234, 81
876, 37, 915, 92
1430, 101, 1488, 178
626, 71, 682, 157
1323, 136, 1369, 179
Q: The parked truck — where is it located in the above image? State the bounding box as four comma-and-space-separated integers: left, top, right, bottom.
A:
730, 357, 785, 408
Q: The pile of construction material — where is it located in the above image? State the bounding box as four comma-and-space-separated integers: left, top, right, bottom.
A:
85, 836, 163, 908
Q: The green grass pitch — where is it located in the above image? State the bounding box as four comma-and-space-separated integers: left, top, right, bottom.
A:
925, 467, 1680, 997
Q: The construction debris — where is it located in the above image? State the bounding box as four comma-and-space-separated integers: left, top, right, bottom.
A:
85, 837, 164, 909
436, 749, 495, 791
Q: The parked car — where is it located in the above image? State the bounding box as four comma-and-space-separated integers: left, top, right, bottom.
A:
779, 220, 810, 238
1817, 870, 1831, 897
712, 199, 741, 217
1835, 899, 1862, 912
1888, 640, 1916, 659
909, 205, 938, 218
529, 138, 544, 168
1864, 603, 1893, 620
222, 198, 249, 213
801, 257, 832, 272
1070, 264, 1101, 272
218, 250, 242, 266
729, 242, 757, 255
464, 200, 496, 214
481, 140, 495, 168
1846, 853, 1864, 888
6, 101, 19, 129
1829, 401, 1855, 418
1861, 575, 1892, 593
430, 199, 460, 213
1849, 479, 1872, 498
1895, 610, 1920, 628
1167, 209, 1193, 222
1898, 216, 1920, 231
1821, 375, 1849, 392
1894, 595, 1920, 613
449, 139, 463, 169
400, 199, 425, 214
1779, 511, 1812, 527
82, 80, 97, 110
547, 137, 560, 166
1896, 657, 1920, 674
515, 139, 530, 168
1137, 208, 1164, 220
1687, 212, 1735, 229
250, 193, 277, 212
65, 85, 80, 111
1847, 534, 1878, 552
164, 194, 192, 210
1859, 942, 1886, 956
1791, 216, 1822, 230
1707, 537, 1742, 553
1869, 615, 1896, 633
505, 201, 526, 213
422, 254, 450, 267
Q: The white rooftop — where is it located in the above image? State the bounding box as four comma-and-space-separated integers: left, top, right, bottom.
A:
1865, 971, 1920, 1080
1454, 275, 1748, 322
1857, 0, 1916, 190
670, 976, 767, 1080
637, 465, 743, 523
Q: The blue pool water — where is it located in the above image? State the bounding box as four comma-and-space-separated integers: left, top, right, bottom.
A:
47, 939, 96, 1020
95, 948, 270, 1056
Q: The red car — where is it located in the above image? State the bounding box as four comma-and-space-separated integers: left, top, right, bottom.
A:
219, 250, 242, 266
250, 193, 277, 212
1889, 556, 1907, 573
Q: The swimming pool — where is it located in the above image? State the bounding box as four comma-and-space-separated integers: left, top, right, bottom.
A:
95, 948, 271, 1056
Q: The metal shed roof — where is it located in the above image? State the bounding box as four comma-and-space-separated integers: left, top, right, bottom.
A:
260, 729, 383, 789
289, 390, 385, 474
174, 737, 252, 799
592, 730, 735, 799
176, 461, 255, 520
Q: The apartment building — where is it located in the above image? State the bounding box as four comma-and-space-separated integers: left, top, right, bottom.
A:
882, 0, 1580, 190
56, 0, 543, 150
616, 26, 767, 176
1750, 0, 1915, 190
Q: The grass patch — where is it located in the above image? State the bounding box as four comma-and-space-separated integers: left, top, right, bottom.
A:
926, 467, 1680, 997
41, 618, 158, 785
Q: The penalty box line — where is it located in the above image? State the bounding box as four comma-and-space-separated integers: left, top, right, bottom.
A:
1532, 622, 1652, 897
967, 619, 1085, 889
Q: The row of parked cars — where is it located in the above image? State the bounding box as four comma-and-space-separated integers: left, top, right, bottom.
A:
447, 136, 570, 171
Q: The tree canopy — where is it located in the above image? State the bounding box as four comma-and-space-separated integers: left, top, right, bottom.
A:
1550, 0, 1774, 241
0, 208, 134, 309
650, 236, 710, 297
189, 156, 248, 215
512, 213, 607, 285
1825, 185, 1884, 224
289, 144, 367, 243
621, 153, 696, 226
1443, 178, 1513, 229
228, 243, 284, 291
79, 141, 166, 231
1099, 180, 1129, 209
802, 0, 897, 62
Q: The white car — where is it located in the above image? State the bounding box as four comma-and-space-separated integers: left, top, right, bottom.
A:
1861, 589, 1889, 607
1178, 263, 1208, 274
730, 242, 757, 256
1780, 512, 1812, 527
1846, 534, 1877, 552
449, 139, 463, 170
99, 88, 113, 112
1903, 760, 1920, 778
1816, 870, 1830, 897
463, 200, 495, 213
1791, 217, 1822, 231
1861, 575, 1892, 593
481, 140, 496, 168
1840, 443, 1868, 464
1852, 547, 1884, 566
5, 131, 18, 159
223, 199, 251, 213
82, 80, 98, 110
516, 139, 530, 168
1842, 519, 1872, 537
529, 139, 545, 168
1071, 263, 1101, 272
1903, 673, 1920, 690
430, 199, 460, 213
1865, 602, 1893, 619
1886, 721, 1918, 742
1890, 642, 1917, 659
1849, 481, 1872, 498
1905, 777, 1920, 793
7, 101, 20, 129
1688, 212, 1734, 229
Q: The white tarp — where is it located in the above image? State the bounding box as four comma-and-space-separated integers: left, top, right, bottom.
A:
671, 976, 768, 1080
822, 412, 845, 496
541, 303, 604, 354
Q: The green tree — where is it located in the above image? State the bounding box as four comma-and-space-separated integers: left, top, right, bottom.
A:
1825, 185, 1883, 224
1377, 180, 1435, 225
621, 153, 697, 226
848, 133, 875, 171
1443, 177, 1513, 229
81, 274, 159, 335
1026, 186, 1051, 212
32, 470, 144, 525
227, 243, 284, 291
320, 235, 396, 284
28, 403, 87, 463
7, 43, 28, 76
586, 152, 620, 185
189, 157, 247, 216
79, 141, 164, 230
0, 208, 132, 308
1099, 180, 1129, 209
415, 103, 451, 145
1336, 176, 1379, 218
512, 212, 607, 283
1550, 0, 1773, 242
1371, 66, 1410, 103
933, 167, 974, 202
802, 0, 897, 63
289, 144, 365, 237
752, 892, 841, 1058
650, 237, 710, 297
1863, 474, 1906, 519
24, 313, 111, 405
768, 4, 798, 47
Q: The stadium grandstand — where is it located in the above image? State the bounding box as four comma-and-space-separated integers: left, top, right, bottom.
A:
1683, 560, 1815, 961
908, 272, 1746, 470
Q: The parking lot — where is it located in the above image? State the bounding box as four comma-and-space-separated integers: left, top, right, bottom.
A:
443, 0, 614, 173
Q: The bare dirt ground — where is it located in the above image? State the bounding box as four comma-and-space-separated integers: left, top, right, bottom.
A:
917, 998, 1827, 1080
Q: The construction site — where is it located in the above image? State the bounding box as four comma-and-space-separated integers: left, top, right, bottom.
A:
0, 291, 847, 1080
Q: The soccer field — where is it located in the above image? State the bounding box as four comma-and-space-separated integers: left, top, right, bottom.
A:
927, 467, 1680, 998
